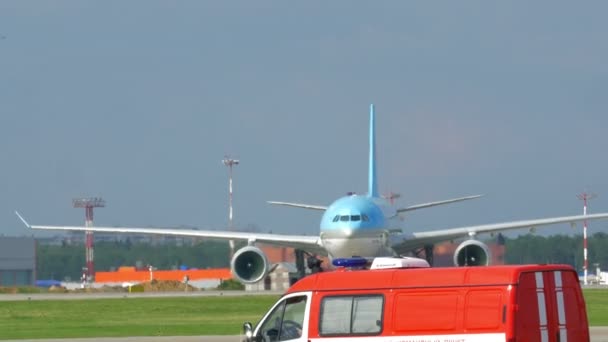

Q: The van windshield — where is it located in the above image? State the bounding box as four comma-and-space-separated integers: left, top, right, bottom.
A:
257, 295, 307, 341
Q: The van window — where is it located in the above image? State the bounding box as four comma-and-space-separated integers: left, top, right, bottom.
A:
257, 295, 307, 341
319, 295, 383, 336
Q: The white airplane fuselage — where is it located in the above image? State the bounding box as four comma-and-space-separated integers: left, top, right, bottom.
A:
319, 194, 397, 260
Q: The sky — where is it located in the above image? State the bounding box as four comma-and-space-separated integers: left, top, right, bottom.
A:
1, 1, 607, 240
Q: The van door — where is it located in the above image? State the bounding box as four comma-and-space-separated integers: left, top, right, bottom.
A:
551, 270, 590, 342
516, 270, 588, 342
252, 291, 312, 342
516, 271, 559, 341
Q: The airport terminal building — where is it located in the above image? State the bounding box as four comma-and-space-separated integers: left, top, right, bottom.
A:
0, 237, 36, 286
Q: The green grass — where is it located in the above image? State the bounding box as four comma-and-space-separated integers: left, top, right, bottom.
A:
0, 295, 279, 340
584, 289, 608, 326
0, 289, 606, 339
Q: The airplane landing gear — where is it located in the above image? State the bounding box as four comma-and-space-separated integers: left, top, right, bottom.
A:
306, 254, 323, 273
295, 249, 306, 280
414, 244, 434, 266
424, 244, 434, 266
294, 249, 323, 284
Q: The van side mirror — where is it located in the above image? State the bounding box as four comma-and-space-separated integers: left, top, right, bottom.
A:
242, 322, 254, 342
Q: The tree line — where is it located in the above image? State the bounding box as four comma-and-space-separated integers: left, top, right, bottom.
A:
36, 233, 608, 281
37, 239, 231, 281
504, 232, 608, 272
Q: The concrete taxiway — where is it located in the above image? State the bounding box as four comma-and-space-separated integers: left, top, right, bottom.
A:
3, 328, 608, 342
0, 290, 282, 301
0, 338, 238, 342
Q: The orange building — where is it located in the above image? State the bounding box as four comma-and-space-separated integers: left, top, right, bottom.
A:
96, 268, 231, 283
95, 243, 506, 284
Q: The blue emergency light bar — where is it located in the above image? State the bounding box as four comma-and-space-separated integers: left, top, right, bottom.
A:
332, 257, 368, 268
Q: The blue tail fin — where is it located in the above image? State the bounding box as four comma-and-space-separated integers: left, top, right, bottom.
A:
368, 104, 379, 198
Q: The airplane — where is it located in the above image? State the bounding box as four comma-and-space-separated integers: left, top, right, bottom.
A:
15, 104, 608, 284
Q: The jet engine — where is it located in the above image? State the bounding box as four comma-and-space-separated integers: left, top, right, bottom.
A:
230, 246, 271, 284
453, 240, 491, 266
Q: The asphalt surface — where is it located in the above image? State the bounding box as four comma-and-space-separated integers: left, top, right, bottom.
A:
0, 337, 239, 342
3, 329, 608, 342
591, 327, 608, 341
0, 290, 283, 301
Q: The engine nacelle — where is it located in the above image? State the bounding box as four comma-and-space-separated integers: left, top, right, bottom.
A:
453, 240, 491, 267
230, 246, 270, 284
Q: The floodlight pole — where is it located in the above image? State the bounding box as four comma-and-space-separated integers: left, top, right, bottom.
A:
73, 197, 105, 282
223, 156, 239, 257
577, 192, 596, 285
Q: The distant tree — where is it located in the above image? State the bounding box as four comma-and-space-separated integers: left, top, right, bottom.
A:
504, 233, 608, 272
37, 240, 231, 281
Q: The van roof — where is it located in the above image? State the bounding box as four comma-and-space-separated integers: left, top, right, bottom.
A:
287, 264, 575, 293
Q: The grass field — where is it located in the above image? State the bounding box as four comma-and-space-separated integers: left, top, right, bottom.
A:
0, 289, 607, 340
584, 289, 608, 326
0, 295, 279, 339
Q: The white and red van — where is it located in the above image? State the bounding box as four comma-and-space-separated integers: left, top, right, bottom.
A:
242, 258, 588, 342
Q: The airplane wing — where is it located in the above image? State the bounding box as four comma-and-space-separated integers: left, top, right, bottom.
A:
390, 213, 608, 254
268, 195, 482, 212
267, 201, 327, 211
396, 194, 483, 213
15, 211, 326, 255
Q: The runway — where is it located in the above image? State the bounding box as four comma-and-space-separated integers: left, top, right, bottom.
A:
0, 290, 282, 301
0, 338, 239, 342
2, 328, 608, 342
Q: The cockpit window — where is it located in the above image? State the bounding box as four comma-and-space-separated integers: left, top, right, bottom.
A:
332, 214, 368, 223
